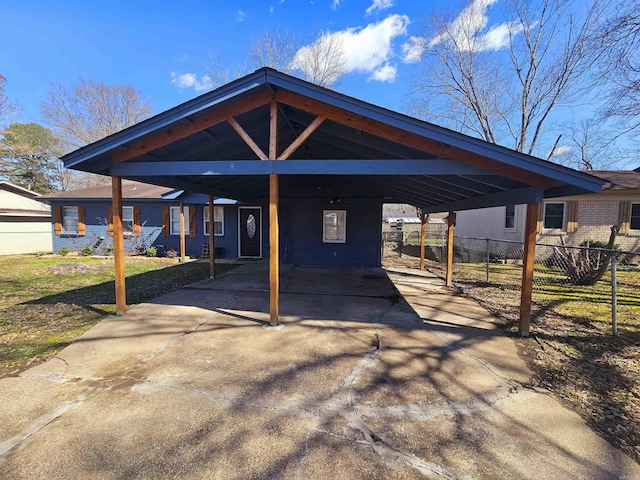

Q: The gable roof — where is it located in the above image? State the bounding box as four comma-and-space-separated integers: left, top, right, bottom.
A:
589, 170, 640, 190
0, 182, 51, 217
60, 68, 604, 213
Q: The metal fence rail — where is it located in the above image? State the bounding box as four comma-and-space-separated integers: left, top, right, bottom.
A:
445, 236, 640, 335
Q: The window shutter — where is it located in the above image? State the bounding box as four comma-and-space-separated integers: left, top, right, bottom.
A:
189, 206, 197, 237
619, 201, 631, 235
107, 207, 114, 236
77, 206, 86, 236
162, 206, 170, 236
133, 206, 141, 237
536, 203, 544, 233
566, 201, 578, 233
54, 206, 62, 235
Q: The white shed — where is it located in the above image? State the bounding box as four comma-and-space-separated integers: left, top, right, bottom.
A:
0, 182, 52, 255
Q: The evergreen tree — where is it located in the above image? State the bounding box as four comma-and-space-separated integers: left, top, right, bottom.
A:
0, 122, 61, 193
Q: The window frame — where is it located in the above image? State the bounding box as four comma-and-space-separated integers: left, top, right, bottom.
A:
543, 202, 566, 230
323, 210, 347, 244
203, 206, 224, 236
169, 206, 189, 235
61, 206, 79, 235
122, 206, 134, 236
631, 203, 640, 231
504, 204, 516, 231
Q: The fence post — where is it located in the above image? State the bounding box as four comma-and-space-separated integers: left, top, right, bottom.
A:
611, 254, 618, 336
485, 238, 490, 283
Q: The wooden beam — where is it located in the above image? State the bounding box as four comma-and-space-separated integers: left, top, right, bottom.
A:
179, 203, 186, 262
277, 115, 326, 160
269, 100, 278, 160
419, 213, 426, 271
112, 176, 126, 315
113, 89, 272, 163
208, 195, 215, 279
227, 116, 268, 160
519, 203, 538, 337
445, 211, 454, 286
276, 90, 553, 189
269, 174, 279, 326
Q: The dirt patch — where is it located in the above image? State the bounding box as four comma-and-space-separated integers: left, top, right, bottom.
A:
48, 263, 104, 275
383, 243, 640, 464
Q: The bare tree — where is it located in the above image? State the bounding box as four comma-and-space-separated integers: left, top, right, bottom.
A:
41, 78, 152, 188
0, 74, 19, 125
596, 1, 640, 135
249, 28, 300, 73
293, 29, 347, 88
409, 0, 606, 156
549, 118, 633, 169
41, 78, 152, 152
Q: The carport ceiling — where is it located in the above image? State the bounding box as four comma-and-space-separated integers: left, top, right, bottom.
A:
62, 68, 603, 211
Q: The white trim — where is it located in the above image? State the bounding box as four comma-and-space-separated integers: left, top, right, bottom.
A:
543, 201, 566, 231
169, 205, 189, 235
203, 205, 225, 236
122, 205, 134, 236
323, 210, 347, 244
503, 204, 516, 232
238, 206, 262, 258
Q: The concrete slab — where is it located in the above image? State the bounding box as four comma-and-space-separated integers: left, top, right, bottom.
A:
1, 262, 638, 479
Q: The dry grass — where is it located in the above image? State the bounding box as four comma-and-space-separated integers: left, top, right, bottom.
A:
0, 255, 239, 378
383, 243, 640, 463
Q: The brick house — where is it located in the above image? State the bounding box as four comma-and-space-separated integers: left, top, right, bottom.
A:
454, 170, 640, 251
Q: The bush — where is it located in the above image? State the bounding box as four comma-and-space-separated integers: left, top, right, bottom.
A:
58, 247, 69, 257
80, 244, 93, 256
146, 246, 157, 257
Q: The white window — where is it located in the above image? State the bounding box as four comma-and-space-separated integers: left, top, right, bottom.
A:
62, 206, 79, 234
122, 206, 134, 235
204, 206, 224, 236
170, 206, 189, 235
323, 210, 346, 243
504, 205, 516, 230
544, 203, 565, 229
631, 203, 640, 231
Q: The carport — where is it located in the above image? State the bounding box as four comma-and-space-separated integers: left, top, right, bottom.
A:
60, 67, 604, 336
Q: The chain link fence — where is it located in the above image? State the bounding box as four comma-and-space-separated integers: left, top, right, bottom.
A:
441, 236, 640, 335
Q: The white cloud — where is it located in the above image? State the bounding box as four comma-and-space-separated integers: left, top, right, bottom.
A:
332, 0, 340, 9
365, 0, 393, 15
552, 145, 572, 156
269, 5, 274, 13
237, 9, 246, 22
368, 63, 397, 82
402, 0, 523, 61
170, 72, 214, 92
294, 14, 409, 82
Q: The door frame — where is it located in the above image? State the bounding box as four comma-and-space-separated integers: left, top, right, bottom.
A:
237, 206, 262, 258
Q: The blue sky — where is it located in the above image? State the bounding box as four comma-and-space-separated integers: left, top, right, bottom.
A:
0, 0, 458, 123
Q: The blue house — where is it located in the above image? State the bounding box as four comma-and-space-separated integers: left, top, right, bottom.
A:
55, 67, 605, 333
42, 181, 239, 259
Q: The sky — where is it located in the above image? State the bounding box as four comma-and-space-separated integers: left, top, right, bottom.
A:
1, 0, 515, 124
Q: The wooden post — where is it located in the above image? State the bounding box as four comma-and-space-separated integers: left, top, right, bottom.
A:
419, 213, 427, 270
179, 202, 186, 262
445, 211, 454, 286
112, 176, 126, 315
269, 174, 279, 326
519, 203, 538, 337
208, 195, 215, 279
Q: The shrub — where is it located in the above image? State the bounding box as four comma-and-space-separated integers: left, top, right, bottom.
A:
58, 247, 69, 257
146, 246, 157, 257
80, 244, 93, 256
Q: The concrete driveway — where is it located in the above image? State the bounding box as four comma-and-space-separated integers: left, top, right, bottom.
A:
1, 262, 638, 479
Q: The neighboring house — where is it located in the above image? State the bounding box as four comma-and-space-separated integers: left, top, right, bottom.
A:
0, 182, 52, 255
455, 170, 640, 251
41, 181, 238, 258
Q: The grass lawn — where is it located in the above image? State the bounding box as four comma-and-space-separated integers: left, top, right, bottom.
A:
0, 255, 239, 378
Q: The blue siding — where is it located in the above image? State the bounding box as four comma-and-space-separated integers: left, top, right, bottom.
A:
50, 202, 237, 258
